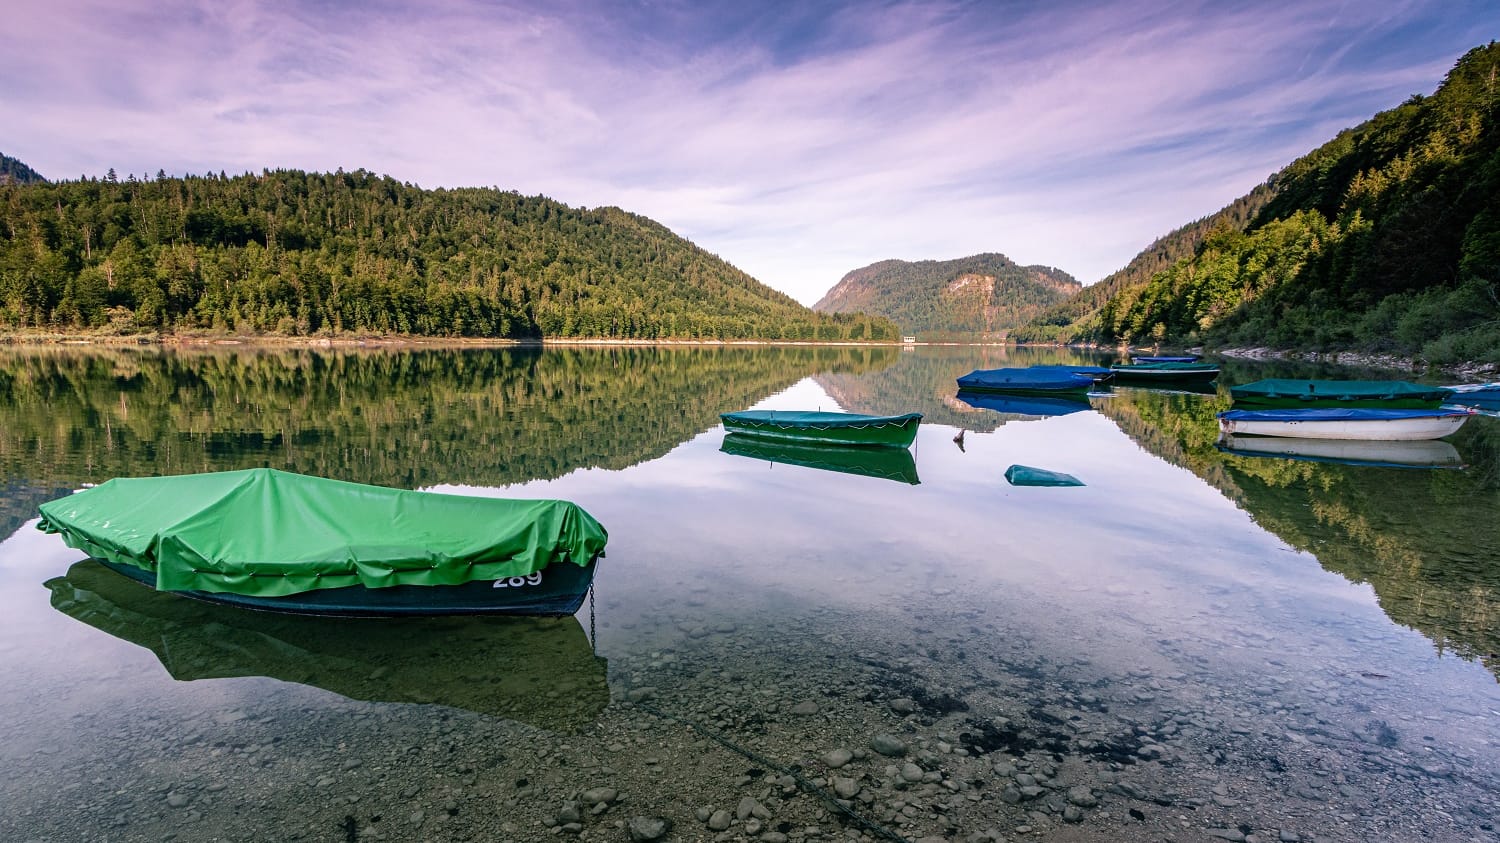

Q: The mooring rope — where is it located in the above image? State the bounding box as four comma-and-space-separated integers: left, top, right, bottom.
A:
631, 701, 913, 843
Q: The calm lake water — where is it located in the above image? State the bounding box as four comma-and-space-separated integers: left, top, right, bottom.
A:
2, 345, 1497, 843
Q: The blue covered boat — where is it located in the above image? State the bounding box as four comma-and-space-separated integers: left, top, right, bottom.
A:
955, 368, 1095, 394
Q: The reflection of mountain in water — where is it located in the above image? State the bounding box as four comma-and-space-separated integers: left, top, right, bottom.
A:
1097, 388, 1500, 681
47, 560, 608, 731
0, 345, 895, 535
815, 347, 1113, 431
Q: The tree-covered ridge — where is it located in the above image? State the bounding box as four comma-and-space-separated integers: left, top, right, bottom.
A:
812, 253, 1079, 339
0, 168, 899, 341
1036, 42, 1500, 364
0, 153, 45, 186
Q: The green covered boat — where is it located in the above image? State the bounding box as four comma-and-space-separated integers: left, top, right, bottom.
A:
1109, 361, 1220, 384
36, 468, 608, 616
1230, 379, 1453, 409
719, 410, 921, 448
720, 433, 920, 484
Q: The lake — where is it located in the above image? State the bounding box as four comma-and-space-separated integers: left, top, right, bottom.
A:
1, 344, 1497, 843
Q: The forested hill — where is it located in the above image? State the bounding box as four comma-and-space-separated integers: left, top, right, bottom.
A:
0, 153, 45, 185
0, 168, 898, 341
1020, 42, 1500, 366
812, 253, 1079, 339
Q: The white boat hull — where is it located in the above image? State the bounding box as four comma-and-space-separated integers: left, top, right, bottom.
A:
1218, 414, 1470, 441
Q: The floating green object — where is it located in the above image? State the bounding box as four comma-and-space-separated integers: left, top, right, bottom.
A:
36, 468, 607, 614
1004, 464, 1085, 487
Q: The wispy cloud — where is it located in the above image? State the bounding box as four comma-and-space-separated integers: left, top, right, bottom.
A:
3, 0, 1495, 303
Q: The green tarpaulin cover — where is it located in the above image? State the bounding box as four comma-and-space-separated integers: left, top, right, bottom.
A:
37, 469, 608, 598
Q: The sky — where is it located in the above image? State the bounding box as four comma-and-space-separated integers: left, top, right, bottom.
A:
3, 1, 1497, 305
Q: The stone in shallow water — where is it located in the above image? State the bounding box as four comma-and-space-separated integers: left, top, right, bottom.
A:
870, 734, 907, 757
789, 701, 820, 716
627, 816, 670, 841
822, 748, 853, 768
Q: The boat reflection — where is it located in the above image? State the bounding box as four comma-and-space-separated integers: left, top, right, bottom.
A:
719, 433, 920, 484
45, 560, 609, 731
954, 390, 1092, 419
1217, 435, 1465, 469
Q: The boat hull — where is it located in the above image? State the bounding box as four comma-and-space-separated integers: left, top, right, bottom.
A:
97, 557, 598, 617
955, 368, 1094, 395
1110, 363, 1219, 383
1217, 409, 1473, 441
719, 411, 921, 448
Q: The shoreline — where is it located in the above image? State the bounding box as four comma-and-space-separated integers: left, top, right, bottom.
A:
2, 332, 1494, 379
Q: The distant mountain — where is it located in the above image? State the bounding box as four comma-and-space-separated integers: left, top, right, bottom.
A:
0, 153, 45, 185
0, 168, 897, 341
812, 253, 1080, 339
1017, 41, 1500, 366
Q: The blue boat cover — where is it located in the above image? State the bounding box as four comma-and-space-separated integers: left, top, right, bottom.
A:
1028, 364, 1113, 376
956, 368, 1095, 391
1217, 408, 1473, 423
956, 390, 1091, 417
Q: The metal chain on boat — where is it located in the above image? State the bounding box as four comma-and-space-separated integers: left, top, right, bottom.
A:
632, 701, 913, 843
587, 584, 596, 654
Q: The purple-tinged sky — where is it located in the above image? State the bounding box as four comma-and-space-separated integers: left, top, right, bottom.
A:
4, 0, 1497, 304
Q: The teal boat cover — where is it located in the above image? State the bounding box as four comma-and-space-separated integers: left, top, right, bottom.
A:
1230, 379, 1451, 402
37, 469, 608, 598
1004, 465, 1085, 487
720, 410, 920, 429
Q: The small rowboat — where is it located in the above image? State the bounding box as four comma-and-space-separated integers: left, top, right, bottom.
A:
1230, 379, 1452, 409
719, 410, 921, 448
956, 367, 1095, 394
1216, 407, 1475, 441
1131, 355, 1200, 363
1110, 362, 1220, 383
37, 468, 608, 616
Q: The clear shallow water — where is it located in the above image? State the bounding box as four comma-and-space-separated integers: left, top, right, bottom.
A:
2, 345, 1498, 843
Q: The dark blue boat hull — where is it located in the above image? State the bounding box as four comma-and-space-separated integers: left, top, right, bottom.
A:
97, 557, 598, 617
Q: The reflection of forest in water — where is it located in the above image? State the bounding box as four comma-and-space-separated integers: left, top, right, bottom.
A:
0, 344, 896, 537
1098, 387, 1500, 681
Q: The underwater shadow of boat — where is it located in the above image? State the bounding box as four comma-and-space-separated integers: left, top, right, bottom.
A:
45, 560, 609, 732
954, 390, 1093, 419
1216, 435, 1465, 469
719, 433, 920, 484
